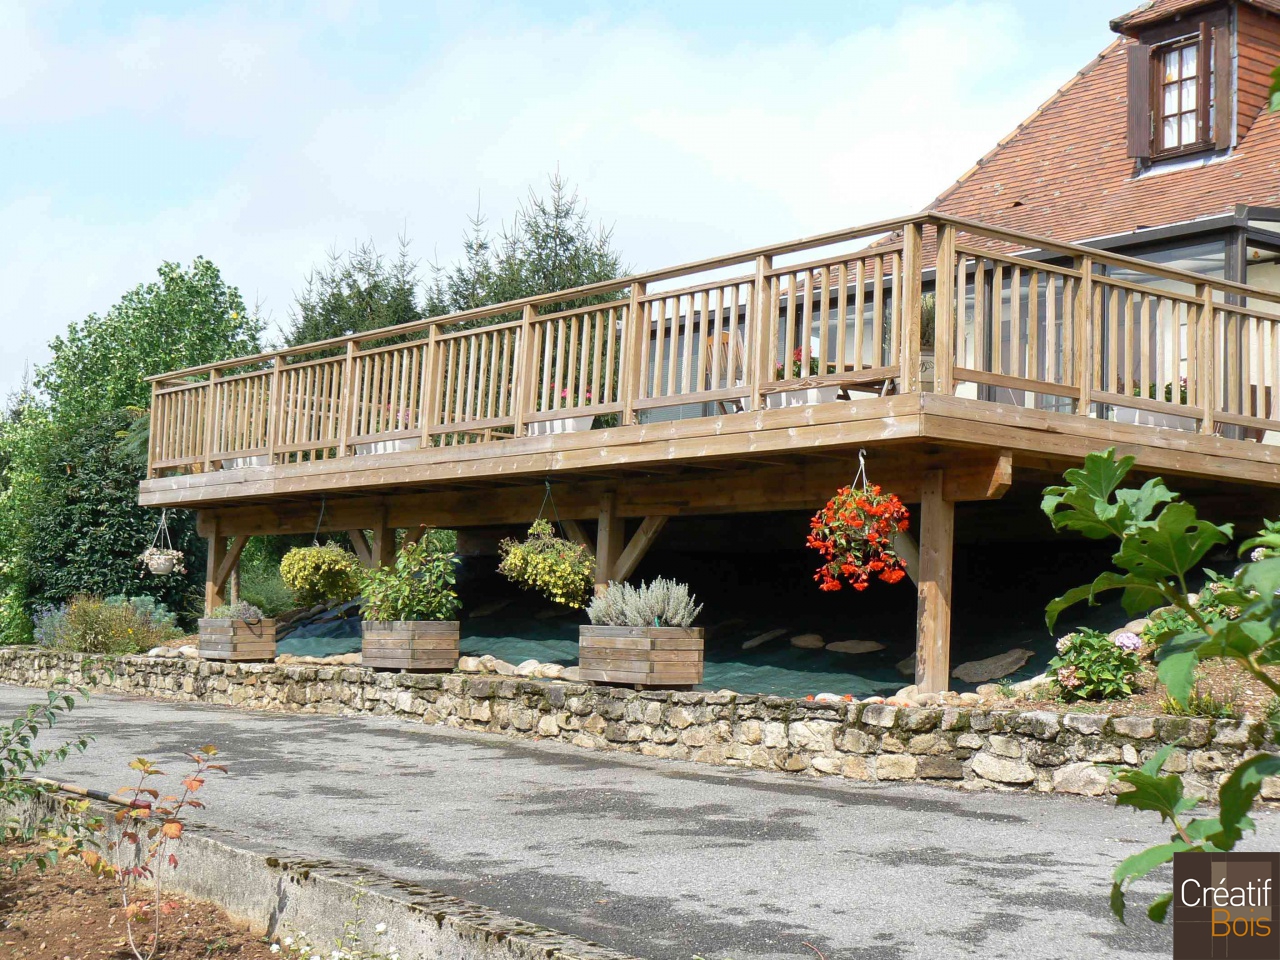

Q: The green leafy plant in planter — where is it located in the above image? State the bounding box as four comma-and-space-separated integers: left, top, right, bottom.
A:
1048, 627, 1141, 700
1042, 448, 1280, 924
279, 543, 362, 607
587, 578, 703, 627
498, 519, 595, 609
361, 539, 461, 622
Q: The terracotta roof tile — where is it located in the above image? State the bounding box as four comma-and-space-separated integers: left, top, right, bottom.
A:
1112, 0, 1280, 34
927, 29, 1280, 246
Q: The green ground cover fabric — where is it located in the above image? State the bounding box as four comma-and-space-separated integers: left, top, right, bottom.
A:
273, 541, 1174, 699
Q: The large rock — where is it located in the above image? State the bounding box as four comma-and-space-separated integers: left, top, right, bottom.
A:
562, 666, 581, 681
742, 628, 788, 650
514, 659, 541, 677
790, 633, 826, 649
895, 655, 915, 677
536, 663, 566, 679
1053, 763, 1111, 796
827, 640, 886, 655
178, 645, 200, 660
971, 751, 1036, 784
457, 656, 484, 673
951, 648, 1034, 684
1010, 674, 1052, 697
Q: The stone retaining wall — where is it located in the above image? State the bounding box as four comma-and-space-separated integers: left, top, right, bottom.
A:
2, 647, 1274, 801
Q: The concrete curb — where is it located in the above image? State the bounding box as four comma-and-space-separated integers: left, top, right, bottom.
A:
19, 795, 639, 960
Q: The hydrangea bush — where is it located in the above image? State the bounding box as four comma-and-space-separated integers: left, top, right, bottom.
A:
1048, 627, 1142, 700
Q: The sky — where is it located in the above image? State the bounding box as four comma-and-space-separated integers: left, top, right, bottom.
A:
0, 0, 1130, 398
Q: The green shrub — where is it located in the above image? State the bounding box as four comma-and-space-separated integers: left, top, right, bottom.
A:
587, 578, 703, 627
1048, 626, 1141, 701
279, 543, 362, 607
361, 539, 460, 622
56, 595, 182, 654
497, 520, 594, 608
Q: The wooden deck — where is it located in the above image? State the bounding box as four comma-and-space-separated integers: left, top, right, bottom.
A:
140, 212, 1280, 692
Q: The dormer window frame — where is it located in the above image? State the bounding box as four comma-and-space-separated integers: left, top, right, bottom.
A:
1126, 6, 1233, 163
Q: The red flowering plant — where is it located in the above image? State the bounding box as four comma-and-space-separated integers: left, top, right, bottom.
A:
806, 482, 911, 591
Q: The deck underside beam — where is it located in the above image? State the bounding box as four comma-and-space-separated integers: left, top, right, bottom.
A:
194, 448, 1013, 539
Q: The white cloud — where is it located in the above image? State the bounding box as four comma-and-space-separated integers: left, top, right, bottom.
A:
0, 1, 1089, 395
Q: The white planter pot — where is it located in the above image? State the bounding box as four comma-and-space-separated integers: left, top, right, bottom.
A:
146, 556, 176, 576
528, 415, 593, 436
1113, 406, 1197, 432
354, 438, 420, 456
222, 455, 270, 470
765, 386, 840, 409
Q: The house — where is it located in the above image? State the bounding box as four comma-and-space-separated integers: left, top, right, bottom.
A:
140, 0, 1280, 694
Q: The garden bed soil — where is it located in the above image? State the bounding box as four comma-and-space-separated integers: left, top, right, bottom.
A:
0, 843, 273, 960
985, 647, 1280, 719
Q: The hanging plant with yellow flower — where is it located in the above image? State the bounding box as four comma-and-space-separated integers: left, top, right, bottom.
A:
498, 519, 596, 608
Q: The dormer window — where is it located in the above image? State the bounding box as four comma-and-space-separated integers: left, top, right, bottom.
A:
1124, 10, 1232, 162
1154, 34, 1210, 153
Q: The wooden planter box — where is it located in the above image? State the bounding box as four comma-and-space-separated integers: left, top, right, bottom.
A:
362, 620, 460, 672
198, 618, 277, 662
578, 626, 704, 688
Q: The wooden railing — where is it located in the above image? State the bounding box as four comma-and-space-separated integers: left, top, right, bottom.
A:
146, 213, 1280, 477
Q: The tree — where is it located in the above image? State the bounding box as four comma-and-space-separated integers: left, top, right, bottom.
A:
425, 173, 625, 320
285, 237, 422, 345
36, 258, 262, 422
0, 258, 260, 640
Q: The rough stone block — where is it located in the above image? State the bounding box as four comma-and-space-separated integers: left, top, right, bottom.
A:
971, 752, 1035, 784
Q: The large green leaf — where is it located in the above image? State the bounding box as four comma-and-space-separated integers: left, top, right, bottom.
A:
1046, 571, 1167, 632
1112, 502, 1233, 584
1156, 648, 1200, 704
1110, 840, 1193, 922
1042, 449, 1145, 539
1215, 754, 1280, 849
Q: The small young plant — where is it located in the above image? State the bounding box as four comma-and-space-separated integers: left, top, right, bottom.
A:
587, 578, 703, 628
1043, 448, 1280, 924
91, 746, 228, 960
1, 680, 99, 874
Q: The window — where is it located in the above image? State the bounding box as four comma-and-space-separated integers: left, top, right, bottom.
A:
1125, 16, 1231, 162
1153, 35, 1211, 155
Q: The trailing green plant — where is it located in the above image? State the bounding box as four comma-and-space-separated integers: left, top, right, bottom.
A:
587, 578, 703, 628
207, 601, 265, 621
361, 539, 460, 622
1042, 448, 1280, 924
497, 519, 594, 609
2, 680, 101, 874
1048, 627, 1142, 701
279, 543, 362, 607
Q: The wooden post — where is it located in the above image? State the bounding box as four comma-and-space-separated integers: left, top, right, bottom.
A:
1074, 255, 1093, 415
205, 519, 227, 615
621, 282, 646, 425
1198, 283, 1216, 434
371, 521, 397, 569
337, 340, 356, 457
202, 369, 220, 472
748, 255, 772, 411
915, 471, 954, 694
595, 490, 624, 595
900, 223, 924, 394
933, 224, 956, 396
513, 304, 538, 435
267, 356, 282, 464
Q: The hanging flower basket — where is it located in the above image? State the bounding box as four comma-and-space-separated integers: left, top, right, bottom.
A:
498, 519, 595, 608
806, 482, 910, 592
139, 547, 186, 577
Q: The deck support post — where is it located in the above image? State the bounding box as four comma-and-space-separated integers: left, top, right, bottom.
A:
595, 491, 624, 595
372, 521, 397, 568
204, 523, 248, 616
915, 470, 954, 694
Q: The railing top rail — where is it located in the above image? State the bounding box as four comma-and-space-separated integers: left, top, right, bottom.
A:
145, 212, 930, 382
